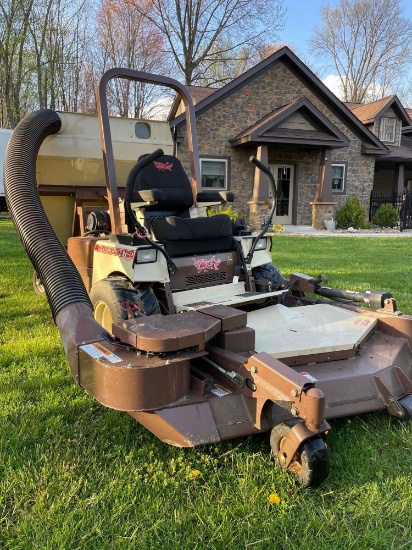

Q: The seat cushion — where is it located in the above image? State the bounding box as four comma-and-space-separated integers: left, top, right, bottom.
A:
150, 214, 232, 241
132, 154, 194, 211
150, 214, 234, 257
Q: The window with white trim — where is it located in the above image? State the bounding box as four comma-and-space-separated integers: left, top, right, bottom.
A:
332, 163, 346, 194
379, 118, 396, 142
200, 158, 228, 190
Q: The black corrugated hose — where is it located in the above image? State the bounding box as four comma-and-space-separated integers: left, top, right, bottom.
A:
4, 109, 92, 321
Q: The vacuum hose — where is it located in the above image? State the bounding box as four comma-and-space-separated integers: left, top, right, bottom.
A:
4, 109, 92, 321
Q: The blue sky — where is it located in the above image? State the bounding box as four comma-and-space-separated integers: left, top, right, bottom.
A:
281, 0, 412, 90
282, 0, 412, 58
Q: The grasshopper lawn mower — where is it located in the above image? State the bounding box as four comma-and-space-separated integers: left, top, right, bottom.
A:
5, 68, 412, 487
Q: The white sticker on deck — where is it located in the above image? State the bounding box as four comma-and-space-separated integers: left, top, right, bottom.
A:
300, 371, 318, 383
211, 384, 231, 397
80, 343, 122, 364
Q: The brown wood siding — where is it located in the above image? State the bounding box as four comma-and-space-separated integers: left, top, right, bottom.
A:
373, 169, 395, 192
278, 112, 317, 131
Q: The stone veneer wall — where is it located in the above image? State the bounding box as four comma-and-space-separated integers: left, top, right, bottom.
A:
176, 62, 376, 226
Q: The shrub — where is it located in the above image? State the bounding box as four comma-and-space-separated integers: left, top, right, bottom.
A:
336, 198, 366, 229
208, 203, 239, 220
372, 203, 399, 228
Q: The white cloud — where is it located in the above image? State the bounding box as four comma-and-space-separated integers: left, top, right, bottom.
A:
322, 74, 344, 99
144, 97, 173, 121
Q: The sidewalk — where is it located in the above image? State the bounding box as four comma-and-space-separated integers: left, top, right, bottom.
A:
280, 225, 412, 237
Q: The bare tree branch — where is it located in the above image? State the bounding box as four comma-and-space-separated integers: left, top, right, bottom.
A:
309, 0, 412, 102
131, 0, 286, 84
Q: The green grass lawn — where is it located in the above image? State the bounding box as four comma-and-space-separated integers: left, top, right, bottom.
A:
1, 218, 412, 549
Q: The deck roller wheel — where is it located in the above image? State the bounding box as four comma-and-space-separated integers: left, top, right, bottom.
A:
270, 423, 330, 488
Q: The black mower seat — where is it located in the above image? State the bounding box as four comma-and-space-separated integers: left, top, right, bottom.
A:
131, 154, 234, 256
132, 154, 194, 213
150, 214, 234, 256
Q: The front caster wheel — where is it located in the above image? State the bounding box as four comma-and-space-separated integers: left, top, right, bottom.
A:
398, 394, 412, 421
270, 423, 330, 488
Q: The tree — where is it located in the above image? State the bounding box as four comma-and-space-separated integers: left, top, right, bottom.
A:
132, 0, 286, 85
0, 0, 92, 126
309, 0, 412, 103
195, 40, 259, 87
0, 0, 36, 127
96, 0, 172, 118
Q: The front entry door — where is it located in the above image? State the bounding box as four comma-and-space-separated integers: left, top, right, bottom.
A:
271, 164, 294, 224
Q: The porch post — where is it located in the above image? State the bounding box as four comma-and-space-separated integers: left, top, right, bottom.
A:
315, 147, 332, 202
252, 145, 269, 200
248, 144, 271, 229
311, 147, 335, 229
393, 164, 405, 194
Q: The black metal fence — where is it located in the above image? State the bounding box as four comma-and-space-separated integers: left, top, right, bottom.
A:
369, 191, 412, 230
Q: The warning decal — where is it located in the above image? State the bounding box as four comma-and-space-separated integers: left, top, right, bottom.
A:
80, 343, 122, 364
211, 384, 231, 397
354, 318, 370, 326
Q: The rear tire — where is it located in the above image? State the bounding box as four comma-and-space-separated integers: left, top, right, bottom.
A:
33, 271, 46, 297
90, 277, 160, 333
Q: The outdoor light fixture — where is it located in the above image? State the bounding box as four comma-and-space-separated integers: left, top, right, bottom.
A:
135, 247, 157, 263
254, 237, 268, 250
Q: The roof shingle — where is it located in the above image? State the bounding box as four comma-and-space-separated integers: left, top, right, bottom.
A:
349, 96, 396, 124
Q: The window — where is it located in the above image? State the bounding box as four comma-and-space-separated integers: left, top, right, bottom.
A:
332, 163, 347, 194
379, 118, 396, 143
135, 122, 151, 139
200, 158, 229, 190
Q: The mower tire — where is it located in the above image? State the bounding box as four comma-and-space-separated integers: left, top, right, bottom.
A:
398, 394, 412, 421
270, 422, 330, 488
252, 263, 283, 292
33, 270, 46, 297
90, 277, 160, 333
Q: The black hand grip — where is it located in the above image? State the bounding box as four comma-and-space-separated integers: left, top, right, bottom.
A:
125, 148, 164, 202
249, 155, 272, 177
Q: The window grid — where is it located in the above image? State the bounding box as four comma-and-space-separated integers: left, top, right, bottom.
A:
332, 163, 346, 194
379, 118, 396, 143
200, 158, 228, 190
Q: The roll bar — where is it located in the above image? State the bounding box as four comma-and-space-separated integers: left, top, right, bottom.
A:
97, 68, 201, 234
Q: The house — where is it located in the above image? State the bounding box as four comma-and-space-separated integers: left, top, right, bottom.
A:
168, 47, 412, 228
348, 96, 412, 198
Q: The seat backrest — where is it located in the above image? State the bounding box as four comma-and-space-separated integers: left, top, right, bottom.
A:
132, 154, 194, 212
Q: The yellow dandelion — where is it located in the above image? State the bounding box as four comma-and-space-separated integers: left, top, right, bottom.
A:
191, 469, 201, 478
268, 493, 281, 505
347, 419, 352, 424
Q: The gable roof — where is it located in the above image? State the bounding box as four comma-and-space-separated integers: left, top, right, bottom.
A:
169, 85, 217, 119
230, 96, 350, 149
169, 46, 387, 156
349, 95, 411, 126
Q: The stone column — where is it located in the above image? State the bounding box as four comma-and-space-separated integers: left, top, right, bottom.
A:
310, 202, 336, 229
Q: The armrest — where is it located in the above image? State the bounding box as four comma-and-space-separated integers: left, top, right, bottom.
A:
196, 191, 234, 203
132, 189, 163, 203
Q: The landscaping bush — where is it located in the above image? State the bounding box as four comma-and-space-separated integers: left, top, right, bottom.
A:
336, 197, 366, 229
372, 203, 399, 228
208, 203, 239, 220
